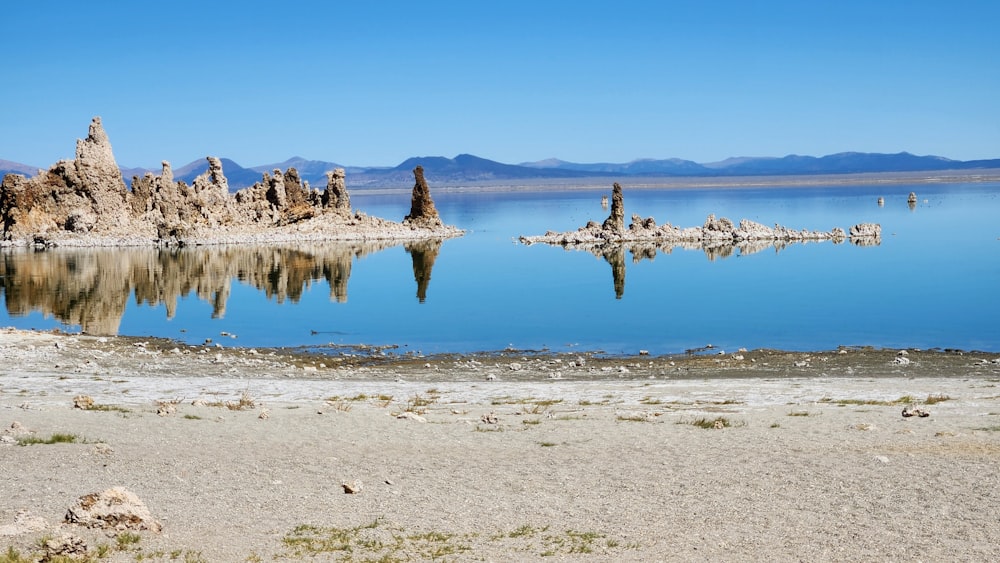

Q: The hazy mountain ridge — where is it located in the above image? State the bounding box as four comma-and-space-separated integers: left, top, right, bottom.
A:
519, 151, 1000, 176
4, 152, 999, 191
0, 159, 42, 178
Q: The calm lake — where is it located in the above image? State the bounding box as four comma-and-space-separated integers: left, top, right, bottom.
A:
2, 181, 998, 355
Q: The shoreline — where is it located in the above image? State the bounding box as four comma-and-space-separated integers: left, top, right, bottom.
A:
2, 327, 1000, 561
0, 219, 465, 249
3, 327, 999, 403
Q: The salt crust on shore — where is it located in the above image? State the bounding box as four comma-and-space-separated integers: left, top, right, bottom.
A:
2, 328, 1000, 561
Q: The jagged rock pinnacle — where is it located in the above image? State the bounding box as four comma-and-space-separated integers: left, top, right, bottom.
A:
323, 168, 351, 216
403, 166, 442, 228
601, 182, 625, 233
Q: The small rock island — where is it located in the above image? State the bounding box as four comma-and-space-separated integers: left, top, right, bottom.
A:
0, 117, 462, 247
520, 181, 881, 250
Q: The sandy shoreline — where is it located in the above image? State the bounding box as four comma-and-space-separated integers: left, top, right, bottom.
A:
3, 329, 1000, 561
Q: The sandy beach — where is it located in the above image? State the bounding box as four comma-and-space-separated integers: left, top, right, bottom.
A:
2, 328, 1000, 561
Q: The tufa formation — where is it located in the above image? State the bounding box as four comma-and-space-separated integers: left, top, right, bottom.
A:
403, 165, 442, 228
520, 182, 882, 249
601, 182, 625, 233
1, 117, 460, 246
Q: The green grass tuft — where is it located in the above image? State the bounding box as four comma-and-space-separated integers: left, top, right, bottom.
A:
17, 432, 80, 446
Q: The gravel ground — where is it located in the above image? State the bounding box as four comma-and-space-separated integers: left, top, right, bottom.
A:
2, 328, 1000, 562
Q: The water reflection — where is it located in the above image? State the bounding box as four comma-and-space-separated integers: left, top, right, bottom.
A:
405, 239, 441, 303
568, 239, 844, 299
0, 241, 444, 335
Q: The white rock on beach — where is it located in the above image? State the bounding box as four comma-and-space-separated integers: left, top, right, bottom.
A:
64, 487, 162, 532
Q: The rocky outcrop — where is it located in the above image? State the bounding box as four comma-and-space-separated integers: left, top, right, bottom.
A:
601, 182, 624, 233
322, 168, 351, 216
849, 222, 882, 246
520, 183, 881, 295
403, 166, 442, 228
1, 118, 461, 246
231, 166, 324, 227
1, 117, 136, 237
65, 487, 161, 532
520, 182, 874, 251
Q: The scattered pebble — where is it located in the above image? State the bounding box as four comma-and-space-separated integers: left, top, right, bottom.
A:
396, 412, 426, 423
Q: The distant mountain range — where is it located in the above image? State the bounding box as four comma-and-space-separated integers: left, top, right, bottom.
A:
0, 159, 42, 177
4, 152, 999, 192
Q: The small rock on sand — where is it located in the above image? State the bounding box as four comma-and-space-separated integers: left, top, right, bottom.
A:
65, 487, 162, 532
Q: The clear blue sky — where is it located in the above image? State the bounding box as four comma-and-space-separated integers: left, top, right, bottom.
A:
3, 1, 998, 169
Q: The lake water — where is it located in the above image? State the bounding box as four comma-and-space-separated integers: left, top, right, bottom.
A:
2, 181, 998, 355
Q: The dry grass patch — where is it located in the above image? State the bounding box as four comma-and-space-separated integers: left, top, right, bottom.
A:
203, 390, 257, 411
326, 400, 353, 413
523, 399, 562, 415
326, 393, 394, 408
820, 394, 951, 407
404, 393, 438, 414
924, 394, 952, 405
680, 416, 744, 429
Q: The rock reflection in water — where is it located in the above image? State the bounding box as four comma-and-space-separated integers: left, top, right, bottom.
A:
571, 239, 834, 298
0, 241, 443, 335
405, 239, 442, 303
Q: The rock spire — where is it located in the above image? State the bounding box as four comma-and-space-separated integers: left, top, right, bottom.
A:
601, 182, 625, 233
403, 166, 442, 228
323, 168, 351, 216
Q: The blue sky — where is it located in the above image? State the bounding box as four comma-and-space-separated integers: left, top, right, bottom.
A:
3, 1, 998, 169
